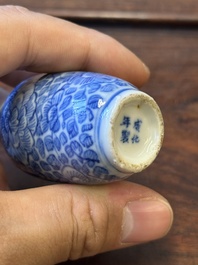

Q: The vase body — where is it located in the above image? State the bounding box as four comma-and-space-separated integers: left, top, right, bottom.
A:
0, 72, 164, 184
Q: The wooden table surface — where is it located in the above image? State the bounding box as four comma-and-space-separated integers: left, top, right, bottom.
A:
0, 1, 197, 265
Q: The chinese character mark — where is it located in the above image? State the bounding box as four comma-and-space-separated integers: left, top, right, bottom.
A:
120, 116, 131, 128
133, 119, 142, 132
121, 130, 130, 143
131, 134, 140, 144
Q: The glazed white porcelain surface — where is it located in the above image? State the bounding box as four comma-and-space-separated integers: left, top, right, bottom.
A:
0, 72, 164, 184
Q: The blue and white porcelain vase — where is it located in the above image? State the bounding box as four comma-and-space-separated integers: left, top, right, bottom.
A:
0, 72, 164, 184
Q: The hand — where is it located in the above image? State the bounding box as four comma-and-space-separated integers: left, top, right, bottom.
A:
0, 6, 173, 265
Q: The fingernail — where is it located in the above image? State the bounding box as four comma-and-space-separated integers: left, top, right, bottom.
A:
142, 63, 150, 77
121, 199, 173, 243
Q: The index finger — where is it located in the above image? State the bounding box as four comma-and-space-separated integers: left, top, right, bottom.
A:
0, 6, 149, 87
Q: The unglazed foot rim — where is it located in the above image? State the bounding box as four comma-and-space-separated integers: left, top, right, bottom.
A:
111, 92, 164, 173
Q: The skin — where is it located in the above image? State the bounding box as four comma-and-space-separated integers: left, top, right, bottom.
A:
0, 6, 173, 265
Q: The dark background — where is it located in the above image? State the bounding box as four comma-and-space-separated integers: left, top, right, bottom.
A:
0, 1, 197, 265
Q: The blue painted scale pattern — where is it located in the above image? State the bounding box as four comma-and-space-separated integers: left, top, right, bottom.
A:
0, 72, 137, 184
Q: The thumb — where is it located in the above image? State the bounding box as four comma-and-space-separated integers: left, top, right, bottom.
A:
0, 182, 173, 265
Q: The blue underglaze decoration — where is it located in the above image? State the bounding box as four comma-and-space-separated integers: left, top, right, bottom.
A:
0, 72, 138, 184
120, 116, 131, 128
65, 145, 74, 158
131, 134, 140, 144
88, 95, 103, 109
81, 123, 93, 132
121, 130, 130, 143
79, 133, 93, 148
120, 116, 143, 145
93, 166, 109, 177
40, 161, 51, 171
133, 119, 142, 132
44, 136, 54, 152
58, 153, 68, 165
59, 132, 68, 145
